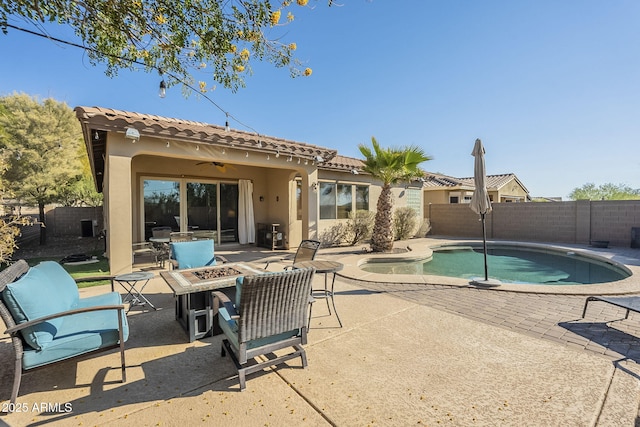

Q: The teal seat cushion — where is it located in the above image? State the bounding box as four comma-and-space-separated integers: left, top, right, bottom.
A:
22, 292, 128, 370
2, 261, 80, 350
218, 306, 300, 352
170, 240, 216, 269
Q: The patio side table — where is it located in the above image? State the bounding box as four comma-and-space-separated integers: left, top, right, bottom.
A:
112, 271, 156, 313
293, 260, 344, 329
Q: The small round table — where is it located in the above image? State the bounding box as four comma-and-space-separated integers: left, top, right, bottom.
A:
293, 260, 344, 328
112, 272, 156, 313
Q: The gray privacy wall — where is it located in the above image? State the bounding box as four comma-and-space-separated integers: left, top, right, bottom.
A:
44, 207, 104, 237
426, 200, 640, 247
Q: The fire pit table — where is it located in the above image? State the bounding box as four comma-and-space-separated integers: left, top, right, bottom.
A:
160, 262, 264, 342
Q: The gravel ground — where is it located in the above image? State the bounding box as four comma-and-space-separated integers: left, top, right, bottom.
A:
13, 235, 105, 261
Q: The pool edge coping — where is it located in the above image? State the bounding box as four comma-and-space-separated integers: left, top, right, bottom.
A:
331, 239, 640, 296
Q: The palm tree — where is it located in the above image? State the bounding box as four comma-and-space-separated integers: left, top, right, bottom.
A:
358, 137, 431, 252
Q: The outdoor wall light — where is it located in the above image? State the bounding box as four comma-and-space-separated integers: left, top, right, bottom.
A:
159, 79, 167, 98
124, 127, 140, 142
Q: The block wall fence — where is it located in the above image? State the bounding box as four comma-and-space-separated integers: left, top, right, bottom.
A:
44, 207, 104, 237
426, 200, 640, 247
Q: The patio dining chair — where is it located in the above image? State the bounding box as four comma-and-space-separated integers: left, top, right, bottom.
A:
264, 239, 321, 270
169, 231, 194, 242
168, 239, 228, 270
212, 267, 315, 390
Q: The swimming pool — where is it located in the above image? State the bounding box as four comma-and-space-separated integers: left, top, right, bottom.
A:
359, 243, 631, 285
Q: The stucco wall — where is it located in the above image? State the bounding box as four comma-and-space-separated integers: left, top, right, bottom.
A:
45, 206, 103, 237
426, 200, 640, 247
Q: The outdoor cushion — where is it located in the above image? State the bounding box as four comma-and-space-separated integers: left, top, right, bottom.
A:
21, 291, 128, 369
170, 240, 216, 269
218, 305, 299, 351
2, 261, 80, 350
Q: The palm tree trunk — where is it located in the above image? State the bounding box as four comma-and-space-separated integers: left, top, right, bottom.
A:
371, 183, 394, 252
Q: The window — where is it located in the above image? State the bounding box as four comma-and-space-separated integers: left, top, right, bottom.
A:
142, 178, 238, 243
144, 179, 180, 239
450, 196, 459, 204
337, 184, 352, 219
319, 182, 369, 219
319, 182, 336, 219
405, 188, 422, 216
356, 185, 369, 211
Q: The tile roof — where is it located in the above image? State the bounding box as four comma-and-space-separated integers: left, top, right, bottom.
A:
320, 155, 365, 173
421, 172, 528, 192
75, 106, 338, 162
421, 172, 472, 189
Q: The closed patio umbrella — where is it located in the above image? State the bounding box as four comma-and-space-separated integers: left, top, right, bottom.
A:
469, 138, 494, 284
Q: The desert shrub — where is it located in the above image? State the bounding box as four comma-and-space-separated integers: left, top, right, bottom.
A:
393, 207, 418, 241
318, 223, 348, 248
414, 218, 431, 238
344, 210, 375, 246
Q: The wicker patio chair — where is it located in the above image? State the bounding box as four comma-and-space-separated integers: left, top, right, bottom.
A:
213, 267, 315, 390
0, 260, 127, 405
264, 239, 321, 270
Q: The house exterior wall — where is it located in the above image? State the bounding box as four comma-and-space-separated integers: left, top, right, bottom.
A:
103, 133, 320, 274
315, 170, 424, 239
495, 179, 528, 202
426, 200, 640, 247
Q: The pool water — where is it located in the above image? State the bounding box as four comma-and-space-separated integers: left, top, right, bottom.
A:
360, 246, 630, 285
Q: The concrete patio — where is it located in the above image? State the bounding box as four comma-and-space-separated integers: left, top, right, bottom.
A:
2, 239, 640, 426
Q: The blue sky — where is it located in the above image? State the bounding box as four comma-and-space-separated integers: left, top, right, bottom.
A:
1, 0, 639, 199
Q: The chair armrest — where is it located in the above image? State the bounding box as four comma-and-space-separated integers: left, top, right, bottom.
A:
215, 255, 229, 264
211, 291, 239, 320
4, 305, 126, 336
169, 259, 179, 269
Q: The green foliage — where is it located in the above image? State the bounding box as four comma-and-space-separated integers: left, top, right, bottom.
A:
357, 136, 431, 252
393, 206, 418, 241
0, 215, 33, 264
0, 93, 101, 209
569, 183, 640, 201
0, 1, 316, 92
358, 137, 431, 186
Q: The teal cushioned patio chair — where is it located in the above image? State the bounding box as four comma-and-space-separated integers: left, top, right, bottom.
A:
0, 260, 128, 405
212, 267, 315, 390
169, 239, 228, 269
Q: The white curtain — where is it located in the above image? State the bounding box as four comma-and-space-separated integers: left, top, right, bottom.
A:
238, 179, 256, 244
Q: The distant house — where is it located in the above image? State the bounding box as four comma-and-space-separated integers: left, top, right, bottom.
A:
422, 172, 530, 206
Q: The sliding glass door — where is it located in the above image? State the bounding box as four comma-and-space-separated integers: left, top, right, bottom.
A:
142, 178, 238, 243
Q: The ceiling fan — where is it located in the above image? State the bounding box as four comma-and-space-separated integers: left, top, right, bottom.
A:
195, 161, 236, 173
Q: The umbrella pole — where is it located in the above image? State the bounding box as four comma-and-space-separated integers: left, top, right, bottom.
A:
481, 213, 488, 281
